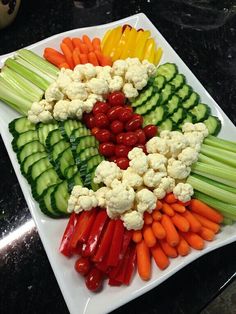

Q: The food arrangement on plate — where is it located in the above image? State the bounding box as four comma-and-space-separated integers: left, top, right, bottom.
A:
1, 21, 236, 295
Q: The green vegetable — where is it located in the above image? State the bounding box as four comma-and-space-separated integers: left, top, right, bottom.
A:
204, 135, 236, 153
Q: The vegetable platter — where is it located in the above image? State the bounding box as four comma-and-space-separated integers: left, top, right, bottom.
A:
0, 13, 236, 314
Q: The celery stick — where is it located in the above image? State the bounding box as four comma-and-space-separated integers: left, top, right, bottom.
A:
222, 217, 233, 225
198, 153, 234, 170
192, 170, 236, 189
187, 175, 236, 205
204, 135, 236, 153
201, 144, 236, 167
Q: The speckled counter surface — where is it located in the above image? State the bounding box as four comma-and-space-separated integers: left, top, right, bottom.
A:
0, 1, 236, 313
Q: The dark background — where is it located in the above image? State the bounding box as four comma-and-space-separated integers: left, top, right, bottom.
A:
0, 0, 236, 313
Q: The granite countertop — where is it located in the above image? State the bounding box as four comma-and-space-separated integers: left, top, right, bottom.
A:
0, 0, 236, 313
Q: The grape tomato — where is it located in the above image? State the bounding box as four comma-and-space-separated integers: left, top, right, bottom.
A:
116, 133, 125, 144
119, 108, 133, 122
125, 117, 142, 131
74, 257, 91, 276
116, 157, 129, 170
107, 106, 123, 121
94, 113, 109, 128
93, 101, 110, 115
108, 91, 125, 106
115, 145, 131, 158
135, 129, 146, 144
85, 268, 103, 292
143, 125, 158, 139
122, 132, 138, 146
95, 129, 111, 142
99, 142, 115, 156
110, 120, 124, 134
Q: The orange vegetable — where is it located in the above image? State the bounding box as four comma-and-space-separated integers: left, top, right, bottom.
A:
92, 37, 101, 51
62, 37, 74, 52
160, 214, 179, 247
171, 213, 190, 233
136, 240, 151, 281
80, 53, 89, 64
164, 193, 177, 204
144, 212, 153, 225
189, 199, 223, 224
82, 35, 94, 52
192, 212, 220, 233
151, 244, 169, 270
151, 221, 166, 239
72, 37, 82, 49
198, 226, 215, 241
88, 52, 99, 66
43, 48, 66, 67
176, 236, 190, 256
60, 42, 74, 69
143, 226, 157, 248
152, 210, 162, 221
132, 230, 142, 243
171, 203, 186, 213
72, 50, 81, 66
181, 210, 202, 233
181, 232, 205, 250
58, 62, 71, 69
95, 50, 112, 66
159, 239, 178, 258
80, 43, 89, 54
162, 203, 175, 216
156, 200, 163, 210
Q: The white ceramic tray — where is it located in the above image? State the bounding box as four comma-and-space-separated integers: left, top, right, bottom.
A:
0, 13, 236, 314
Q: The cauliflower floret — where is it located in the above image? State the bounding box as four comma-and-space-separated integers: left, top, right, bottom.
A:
126, 58, 141, 66
159, 130, 171, 139
86, 78, 109, 95
56, 69, 73, 91
182, 122, 196, 133
45, 82, 64, 102
37, 110, 54, 123
194, 122, 209, 137
109, 76, 124, 92
146, 137, 169, 155
129, 154, 148, 175
142, 59, 157, 77
125, 64, 148, 90
167, 159, 191, 179
67, 185, 97, 213
83, 94, 103, 113
95, 187, 110, 207
65, 82, 88, 100
178, 147, 199, 166
167, 137, 188, 158
122, 83, 138, 99
67, 99, 83, 119
53, 99, 70, 121
79, 195, 98, 211
128, 147, 145, 160
74, 63, 97, 80
173, 182, 194, 202
136, 188, 157, 213
121, 210, 144, 230
94, 161, 122, 187
159, 176, 175, 193
122, 167, 143, 188
143, 169, 166, 188
153, 187, 166, 199
28, 100, 54, 124
112, 59, 128, 76
184, 132, 203, 151
147, 153, 167, 172
96, 66, 113, 82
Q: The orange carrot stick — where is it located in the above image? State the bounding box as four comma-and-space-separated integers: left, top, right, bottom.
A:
80, 53, 89, 64
88, 52, 99, 66
62, 37, 74, 52
192, 212, 220, 234
171, 203, 186, 213
176, 236, 190, 256
156, 200, 163, 210
132, 230, 142, 243
92, 37, 101, 51
58, 62, 70, 69
189, 199, 223, 224
198, 226, 215, 241
95, 50, 112, 66
151, 243, 170, 270
136, 240, 151, 281
152, 221, 166, 239
60, 42, 74, 69
171, 213, 190, 233
159, 239, 178, 258
177, 200, 191, 207
80, 43, 89, 54
160, 214, 179, 247
72, 38, 82, 49
152, 210, 162, 221
43, 48, 66, 66
164, 193, 177, 204
72, 50, 81, 66
82, 35, 94, 52
162, 203, 175, 216
143, 226, 157, 248
181, 210, 202, 233
181, 231, 205, 250
144, 212, 153, 225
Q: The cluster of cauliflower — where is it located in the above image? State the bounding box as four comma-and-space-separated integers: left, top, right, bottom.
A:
28, 58, 156, 124
67, 123, 209, 231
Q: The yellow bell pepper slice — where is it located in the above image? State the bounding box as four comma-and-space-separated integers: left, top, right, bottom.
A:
120, 28, 138, 59
111, 27, 131, 61
142, 38, 155, 61
134, 30, 151, 60
101, 29, 112, 50
154, 47, 163, 65
102, 26, 122, 57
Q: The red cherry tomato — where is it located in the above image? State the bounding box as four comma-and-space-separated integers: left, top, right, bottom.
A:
122, 132, 138, 146
107, 106, 123, 121
83, 113, 96, 129
115, 145, 131, 158
74, 257, 91, 276
132, 113, 143, 124
119, 108, 133, 122
110, 120, 124, 134
95, 129, 111, 142
108, 91, 126, 106
116, 157, 130, 170
94, 113, 109, 128
135, 129, 146, 144
92, 101, 110, 115
124, 105, 133, 113
143, 125, 158, 139
116, 133, 125, 144
85, 268, 103, 292
91, 127, 100, 136
136, 144, 147, 154
125, 117, 142, 131
108, 156, 117, 163
99, 142, 115, 157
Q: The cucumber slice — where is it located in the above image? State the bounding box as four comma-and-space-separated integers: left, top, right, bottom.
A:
17, 140, 45, 163
12, 130, 39, 152
70, 127, 91, 144
60, 119, 84, 139
135, 93, 161, 115
190, 103, 210, 122
75, 146, 99, 166
21, 151, 48, 177
160, 83, 174, 104
166, 95, 180, 116
176, 84, 193, 101
84, 167, 101, 190
9, 117, 36, 136
38, 122, 59, 146
182, 92, 200, 110
39, 185, 62, 218
75, 136, 99, 155
68, 172, 83, 192
51, 181, 70, 215
153, 75, 166, 91
156, 63, 177, 81
80, 154, 104, 178
178, 113, 196, 130
64, 165, 78, 180
49, 139, 70, 164
170, 73, 186, 90
203, 115, 221, 136
46, 129, 63, 150
28, 157, 52, 181
131, 86, 154, 108
158, 118, 174, 131
143, 106, 166, 126
170, 107, 187, 124
55, 147, 75, 178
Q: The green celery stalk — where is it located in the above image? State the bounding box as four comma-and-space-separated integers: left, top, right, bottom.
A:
198, 153, 234, 170
192, 170, 236, 189
222, 217, 233, 225
204, 135, 236, 153
201, 144, 236, 167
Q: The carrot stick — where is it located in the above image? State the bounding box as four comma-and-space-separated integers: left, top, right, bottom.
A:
72, 50, 81, 66
95, 50, 112, 66
43, 48, 66, 66
92, 37, 101, 51
143, 226, 157, 248
80, 53, 89, 64
60, 42, 74, 69
58, 62, 70, 69
152, 221, 166, 239
144, 212, 153, 225
171, 213, 190, 233
162, 203, 175, 216
132, 230, 142, 243
151, 243, 169, 270
171, 203, 186, 213
80, 43, 89, 54
181, 232, 205, 250
159, 239, 178, 258
160, 214, 179, 247
62, 37, 74, 52
72, 38, 82, 49
176, 236, 190, 256
189, 199, 223, 224
136, 240, 151, 281
164, 193, 177, 204
82, 35, 94, 52
198, 226, 215, 241
177, 200, 191, 207
152, 210, 162, 221
181, 210, 202, 233
156, 200, 163, 210
192, 212, 220, 233
88, 52, 99, 66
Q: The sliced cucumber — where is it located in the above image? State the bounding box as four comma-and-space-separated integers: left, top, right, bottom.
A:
135, 93, 160, 115
70, 127, 91, 144
203, 115, 221, 136
190, 103, 210, 122
39, 185, 62, 218
178, 113, 196, 130
84, 167, 101, 190
55, 147, 74, 178
51, 181, 70, 215
160, 83, 174, 104
60, 119, 84, 139
143, 106, 166, 126
64, 165, 78, 180
17, 140, 45, 163
45, 129, 63, 150
156, 63, 177, 81
176, 84, 193, 101
131, 86, 154, 108
49, 139, 70, 164
21, 151, 48, 177
9, 117, 36, 136
153, 75, 166, 91
75, 146, 99, 166
80, 154, 104, 178
170, 73, 186, 91
68, 172, 83, 191
12, 130, 38, 152
170, 107, 187, 125
75, 136, 99, 155
182, 92, 200, 110
38, 122, 59, 146
158, 118, 174, 131
166, 95, 180, 116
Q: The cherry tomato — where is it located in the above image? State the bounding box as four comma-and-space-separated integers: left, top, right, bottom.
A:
74, 257, 91, 276
108, 91, 126, 106
94, 113, 109, 128
110, 133, 116, 143
124, 105, 133, 113
132, 113, 143, 124
115, 145, 131, 158
135, 129, 146, 144
92, 101, 110, 115
116, 133, 125, 144
122, 132, 138, 146
116, 157, 129, 170
83, 113, 96, 129
125, 117, 142, 131
85, 268, 103, 292
143, 125, 158, 139
95, 129, 111, 142
107, 106, 123, 121
99, 142, 115, 157
91, 127, 100, 136
109, 156, 117, 163
110, 120, 124, 134
136, 144, 147, 154
119, 108, 133, 122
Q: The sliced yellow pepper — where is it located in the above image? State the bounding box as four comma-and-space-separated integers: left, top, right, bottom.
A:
142, 38, 155, 61
134, 30, 151, 60
154, 47, 163, 65
120, 28, 138, 59
101, 29, 112, 50
111, 27, 131, 61
102, 26, 122, 57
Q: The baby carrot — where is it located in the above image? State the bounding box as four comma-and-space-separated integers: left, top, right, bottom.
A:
44, 48, 66, 66
92, 37, 101, 51
72, 37, 82, 49
80, 53, 89, 64
164, 193, 177, 204
156, 200, 163, 210
80, 43, 89, 54
143, 226, 157, 248
176, 236, 190, 256
151, 243, 170, 270
144, 212, 153, 225
58, 62, 71, 69
95, 50, 112, 66
162, 203, 175, 216
152, 221, 166, 239
198, 226, 215, 241
62, 37, 74, 52
171, 213, 190, 233
161, 214, 179, 247
72, 50, 81, 66
136, 240, 151, 281
189, 199, 223, 224
171, 203, 186, 213
192, 212, 220, 234
60, 42, 74, 69
132, 230, 142, 243
181, 232, 205, 250
159, 239, 178, 258
181, 210, 202, 233
152, 210, 162, 221
82, 35, 94, 52
88, 52, 99, 66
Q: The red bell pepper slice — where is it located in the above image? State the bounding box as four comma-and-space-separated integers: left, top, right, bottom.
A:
123, 243, 136, 285
108, 278, 122, 286
82, 209, 108, 257
95, 250, 110, 273
107, 219, 124, 267
59, 212, 79, 257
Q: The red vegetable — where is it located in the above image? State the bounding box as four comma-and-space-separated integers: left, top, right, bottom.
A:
94, 113, 109, 128
116, 133, 125, 144
122, 132, 138, 146
108, 91, 125, 106
110, 120, 124, 134
135, 129, 146, 144
85, 268, 104, 291
143, 125, 158, 139
115, 144, 131, 158
95, 129, 111, 142
119, 108, 133, 122
99, 142, 115, 157
107, 219, 125, 267
74, 257, 91, 276
116, 157, 129, 169
83, 113, 96, 128
59, 213, 79, 257
92, 101, 110, 115
107, 106, 123, 121
125, 117, 142, 131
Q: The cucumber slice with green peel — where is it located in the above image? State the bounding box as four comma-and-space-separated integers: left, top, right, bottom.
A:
21, 151, 48, 177
68, 172, 83, 192
49, 139, 70, 164
84, 167, 101, 190
158, 118, 174, 131
156, 63, 178, 82
70, 127, 91, 143
182, 92, 200, 110
80, 154, 104, 178
170, 107, 187, 124
203, 115, 221, 136
45, 129, 63, 150
39, 185, 63, 218
51, 181, 70, 215
17, 140, 45, 163
55, 147, 75, 178
176, 84, 193, 101
178, 113, 196, 130
64, 165, 78, 180
160, 84, 174, 104
169, 73, 186, 90
12, 130, 39, 152
38, 122, 59, 146
28, 156, 52, 181
60, 119, 84, 139
143, 106, 166, 126
135, 93, 161, 115
153, 75, 166, 91
131, 86, 154, 108
9, 117, 37, 136
166, 95, 180, 116
75, 146, 99, 166
75, 136, 99, 155
190, 103, 210, 122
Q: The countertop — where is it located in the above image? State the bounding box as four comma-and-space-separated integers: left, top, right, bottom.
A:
0, 0, 236, 313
